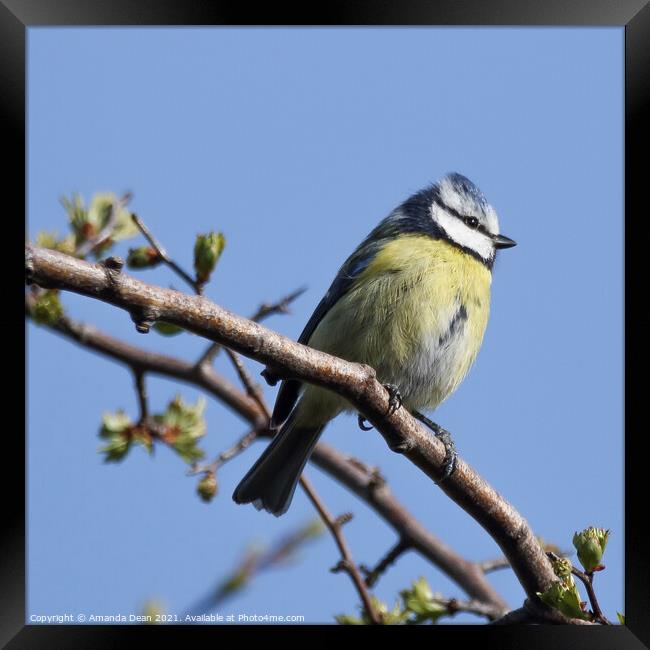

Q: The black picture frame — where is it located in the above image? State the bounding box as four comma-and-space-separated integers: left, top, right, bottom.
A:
7, 1, 646, 646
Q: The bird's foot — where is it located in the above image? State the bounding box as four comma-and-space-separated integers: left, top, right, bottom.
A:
412, 411, 458, 483
357, 414, 373, 431
383, 383, 403, 416
434, 427, 457, 483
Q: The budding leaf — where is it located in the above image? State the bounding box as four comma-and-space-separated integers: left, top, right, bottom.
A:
573, 527, 610, 573
31, 290, 64, 326
334, 613, 366, 625
127, 246, 162, 269
35, 230, 76, 255
549, 556, 573, 582
61, 193, 87, 236
60, 192, 137, 256
100, 434, 132, 462
193, 231, 225, 284
99, 411, 133, 437
537, 581, 590, 621
400, 577, 448, 624
336, 597, 406, 626
131, 426, 154, 455
197, 472, 218, 502
154, 395, 206, 463
88, 192, 138, 242
98, 411, 134, 462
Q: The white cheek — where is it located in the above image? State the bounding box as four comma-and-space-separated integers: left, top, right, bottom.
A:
433, 207, 494, 261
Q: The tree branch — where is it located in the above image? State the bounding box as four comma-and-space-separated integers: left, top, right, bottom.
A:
29, 246, 550, 609
196, 286, 306, 368
26, 292, 507, 611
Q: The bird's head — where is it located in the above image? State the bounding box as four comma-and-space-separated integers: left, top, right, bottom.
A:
429, 172, 516, 265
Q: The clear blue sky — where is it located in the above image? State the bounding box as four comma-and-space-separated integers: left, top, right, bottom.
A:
27, 27, 623, 624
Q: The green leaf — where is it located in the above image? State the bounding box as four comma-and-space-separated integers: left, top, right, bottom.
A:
617, 612, 625, 625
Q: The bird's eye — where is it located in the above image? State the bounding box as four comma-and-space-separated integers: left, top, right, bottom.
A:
464, 216, 479, 229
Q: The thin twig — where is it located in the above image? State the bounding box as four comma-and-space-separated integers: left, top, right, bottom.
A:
214, 429, 260, 470
223, 348, 269, 418
251, 286, 307, 322
573, 570, 610, 625
481, 546, 571, 575
131, 213, 201, 294
361, 538, 411, 587
442, 597, 507, 621
300, 475, 380, 625
189, 429, 260, 476
133, 368, 148, 424
478, 556, 512, 574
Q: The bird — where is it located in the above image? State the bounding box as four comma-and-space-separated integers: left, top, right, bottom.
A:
233, 172, 516, 516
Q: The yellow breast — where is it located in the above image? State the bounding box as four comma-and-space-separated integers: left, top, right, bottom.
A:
305, 234, 492, 419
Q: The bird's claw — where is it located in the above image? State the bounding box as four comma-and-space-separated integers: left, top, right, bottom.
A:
434, 427, 457, 484
383, 383, 403, 416
357, 414, 373, 431
411, 410, 458, 483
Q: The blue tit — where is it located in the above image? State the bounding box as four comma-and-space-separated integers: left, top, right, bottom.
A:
233, 172, 516, 516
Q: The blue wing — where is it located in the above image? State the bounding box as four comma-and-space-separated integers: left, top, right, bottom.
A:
269, 247, 378, 428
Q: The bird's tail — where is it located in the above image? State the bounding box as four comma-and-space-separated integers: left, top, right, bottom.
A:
232, 405, 324, 516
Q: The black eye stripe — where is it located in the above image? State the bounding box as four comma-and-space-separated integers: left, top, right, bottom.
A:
433, 198, 490, 236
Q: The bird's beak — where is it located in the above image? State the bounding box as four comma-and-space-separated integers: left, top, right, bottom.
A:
492, 234, 517, 249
